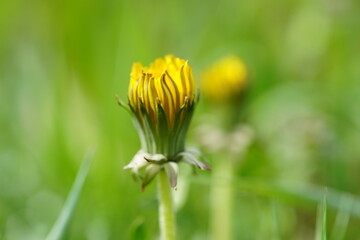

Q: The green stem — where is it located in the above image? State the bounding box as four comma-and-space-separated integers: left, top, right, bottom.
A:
158, 170, 176, 240
210, 157, 234, 240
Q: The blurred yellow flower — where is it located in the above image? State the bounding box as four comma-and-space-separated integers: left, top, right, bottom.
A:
128, 54, 195, 129
201, 56, 248, 101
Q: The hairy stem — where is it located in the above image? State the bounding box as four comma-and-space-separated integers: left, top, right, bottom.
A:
158, 170, 176, 240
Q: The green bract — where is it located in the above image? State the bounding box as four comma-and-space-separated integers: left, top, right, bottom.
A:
118, 96, 210, 190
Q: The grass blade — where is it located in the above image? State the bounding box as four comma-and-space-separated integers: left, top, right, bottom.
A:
330, 194, 352, 240
45, 148, 96, 240
190, 177, 360, 219
315, 191, 327, 240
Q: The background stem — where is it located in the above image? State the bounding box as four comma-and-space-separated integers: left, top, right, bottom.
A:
210, 157, 234, 240
158, 170, 176, 240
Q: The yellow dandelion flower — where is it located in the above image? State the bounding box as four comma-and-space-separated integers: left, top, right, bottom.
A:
128, 54, 195, 129
117, 54, 210, 190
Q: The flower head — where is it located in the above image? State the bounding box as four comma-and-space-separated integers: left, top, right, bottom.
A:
201, 56, 248, 102
128, 55, 195, 130
118, 55, 210, 190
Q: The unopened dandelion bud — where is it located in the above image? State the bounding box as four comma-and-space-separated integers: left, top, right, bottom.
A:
119, 55, 210, 189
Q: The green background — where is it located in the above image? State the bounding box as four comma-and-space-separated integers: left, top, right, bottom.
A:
1, 0, 360, 239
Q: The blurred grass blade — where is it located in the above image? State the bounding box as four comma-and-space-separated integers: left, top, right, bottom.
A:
315, 192, 327, 240
127, 216, 147, 240
191, 177, 360, 218
330, 195, 353, 240
322, 193, 328, 240
271, 201, 281, 240
46, 149, 96, 240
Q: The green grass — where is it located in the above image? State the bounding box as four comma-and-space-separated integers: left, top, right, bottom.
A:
46, 149, 95, 240
316, 192, 327, 240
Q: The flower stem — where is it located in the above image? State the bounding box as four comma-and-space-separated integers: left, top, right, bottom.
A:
210, 156, 234, 240
158, 170, 176, 240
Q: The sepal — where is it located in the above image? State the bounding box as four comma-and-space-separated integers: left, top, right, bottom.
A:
124, 148, 210, 191
124, 151, 168, 190
144, 153, 167, 164
123, 150, 149, 173
176, 149, 211, 171
164, 162, 179, 190
115, 95, 132, 114
141, 164, 162, 191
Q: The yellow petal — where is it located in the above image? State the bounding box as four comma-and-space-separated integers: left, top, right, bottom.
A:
127, 55, 195, 129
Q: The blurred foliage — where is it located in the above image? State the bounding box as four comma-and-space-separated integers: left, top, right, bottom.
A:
1, 0, 360, 239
